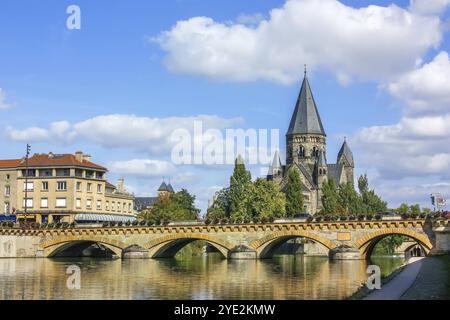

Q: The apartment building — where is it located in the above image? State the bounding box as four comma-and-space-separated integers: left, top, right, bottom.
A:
0, 151, 135, 224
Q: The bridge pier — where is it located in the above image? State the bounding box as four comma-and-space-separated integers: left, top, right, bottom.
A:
328, 245, 362, 260
429, 226, 450, 256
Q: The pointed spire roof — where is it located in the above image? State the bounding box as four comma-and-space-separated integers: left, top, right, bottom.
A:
167, 183, 175, 193
338, 139, 354, 167
268, 150, 282, 175
318, 149, 327, 167
158, 181, 169, 192
287, 72, 326, 136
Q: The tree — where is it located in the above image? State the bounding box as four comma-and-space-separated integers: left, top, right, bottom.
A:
338, 182, 364, 214
228, 156, 252, 221
143, 189, 200, 223
285, 168, 304, 217
206, 188, 230, 220
249, 179, 286, 218
321, 178, 339, 214
397, 203, 410, 214
410, 204, 421, 215
358, 174, 387, 214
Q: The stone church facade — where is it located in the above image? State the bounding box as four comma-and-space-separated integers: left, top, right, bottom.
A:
267, 73, 355, 215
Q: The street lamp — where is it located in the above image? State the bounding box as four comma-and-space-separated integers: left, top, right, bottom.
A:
24, 144, 31, 227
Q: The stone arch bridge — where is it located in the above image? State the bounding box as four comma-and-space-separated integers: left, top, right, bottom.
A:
0, 219, 449, 260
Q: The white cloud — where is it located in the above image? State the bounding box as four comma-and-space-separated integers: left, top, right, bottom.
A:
6, 114, 244, 154
153, 0, 442, 85
0, 89, 12, 110
108, 159, 176, 177
409, 0, 450, 15
388, 51, 450, 115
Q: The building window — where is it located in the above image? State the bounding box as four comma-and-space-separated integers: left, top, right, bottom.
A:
22, 169, 36, 177
75, 169, 83, 177
24, 182, 34, 192
106, 201, 109, 211
56, 181, 67, 191
40, 198, 48, 208
76, 198, 81, 209
23, 198, 33, 208
87, 183, 92, 192
128, 203, 131, 212
86, 199, 92, 209
42, 181, 49, 191
6, 174, 10, 180
4, 202, 10, 214
39, 169, 53, 177
97, 200, 102, 210
56, 168, 70, 177
76, 181, 82, 191
111, 202, 115, 211
86, 171, 94, 179
97, 184, 102, 193
117, 202, 121, 212
56, 198, 66, 208
4, 186, 11, 196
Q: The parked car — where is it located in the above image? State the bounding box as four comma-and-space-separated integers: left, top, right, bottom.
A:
380, 212, 402, 220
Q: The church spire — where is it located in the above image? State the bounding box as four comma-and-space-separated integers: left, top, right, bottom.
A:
287, 71, 326, 136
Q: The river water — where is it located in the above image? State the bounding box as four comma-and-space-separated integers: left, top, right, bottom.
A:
0, 255, 404, 300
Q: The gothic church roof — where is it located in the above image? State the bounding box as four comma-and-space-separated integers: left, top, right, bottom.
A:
287, 73, 326, 136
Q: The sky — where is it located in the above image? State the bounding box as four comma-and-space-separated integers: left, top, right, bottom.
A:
1, 0, 450, 214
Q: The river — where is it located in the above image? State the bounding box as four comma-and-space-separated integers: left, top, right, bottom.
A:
0, 255, 404, 300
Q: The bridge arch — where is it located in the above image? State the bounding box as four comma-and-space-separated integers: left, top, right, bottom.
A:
40, 236, 128, 258
355, 229, 433, 259
250, 230, 337, 259
144, 233, 233, 259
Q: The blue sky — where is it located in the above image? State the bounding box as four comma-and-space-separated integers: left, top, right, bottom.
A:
1, 0, 450, 213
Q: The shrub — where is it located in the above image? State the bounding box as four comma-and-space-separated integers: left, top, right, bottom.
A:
357, 215, 365, 221
375, 214, 382, 220
125, 221, 131, 226
146, 220, 153, 227
132, 220, 139, 226
139, 220, 147, 226
307, 216, 314, 222
419, 213, 426, 219
69, 222, 76, 228
213, 218, 220, 225
315, 216, 322, 222
252, 217, 260, 224
349, 215, 356, 221
324, 215, 332, 222
109, 221, 116, 227
102, 222, 109, 228
268, 216, 275, 223
260, 217, 268, 224
401, 213, 410, 219
366, 214, 374, 221
118, 222, 123, 227
220, 218, 229, 224
339, 215, 348, 221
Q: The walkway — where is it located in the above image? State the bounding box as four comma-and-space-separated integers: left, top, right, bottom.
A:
364, 257, 424, 300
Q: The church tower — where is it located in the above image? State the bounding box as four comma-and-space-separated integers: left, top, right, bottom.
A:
286, 69, 326, 167
337, 139, 355, 187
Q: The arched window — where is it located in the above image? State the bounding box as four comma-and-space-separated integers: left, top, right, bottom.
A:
298, 146, 305, 158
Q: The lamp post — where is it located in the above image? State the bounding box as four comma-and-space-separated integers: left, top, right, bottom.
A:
24, 144, 31, 227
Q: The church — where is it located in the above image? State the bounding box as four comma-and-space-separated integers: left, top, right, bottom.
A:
267, 71, 355, 215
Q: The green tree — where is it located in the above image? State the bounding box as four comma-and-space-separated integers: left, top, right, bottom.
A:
397, 203, 410, 214
285, 168, 304, 217
143, 189, 200, 223
321, 178, 339, 214
228, 156, 252, 221
410, 204, 421, 216
338, 182, 364, 214
249, 178, 286, 218
358, 174, 387, 214
206, 188, 230, 220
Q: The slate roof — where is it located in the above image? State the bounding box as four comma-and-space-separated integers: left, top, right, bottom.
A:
337, 140, 354, 167
267, 150, 282, 176
327, 164, 343, 185
287, 74, 326, 136
134, 197, 158, 211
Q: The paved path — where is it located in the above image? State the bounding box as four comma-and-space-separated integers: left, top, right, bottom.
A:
364, 257, 424, 300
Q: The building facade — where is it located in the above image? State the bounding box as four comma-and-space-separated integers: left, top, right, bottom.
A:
134, 181, 175, 213
267, 73, 355, 215
0, 151, 135, 224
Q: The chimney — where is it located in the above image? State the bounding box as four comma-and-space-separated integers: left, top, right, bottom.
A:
82, 154, 92, 162
75, 151, 83, 162
117, 178, 125, 193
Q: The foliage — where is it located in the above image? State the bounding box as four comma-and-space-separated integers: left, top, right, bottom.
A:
228, 157, 253, 221
206, 188, 230, 220
358, 174, 387, 214
321, 178, 339, 214
397, 203, 410, 214
140, 189, 200, 223
373, 235, 407, 255
248, 178, 286, 218
338, 182, 364, 214
285, 168, 304, 217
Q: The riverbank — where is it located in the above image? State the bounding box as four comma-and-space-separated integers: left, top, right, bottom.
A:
349, 255, 450, 300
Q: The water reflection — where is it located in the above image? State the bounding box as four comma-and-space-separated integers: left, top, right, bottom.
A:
0, 255, 404, 300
